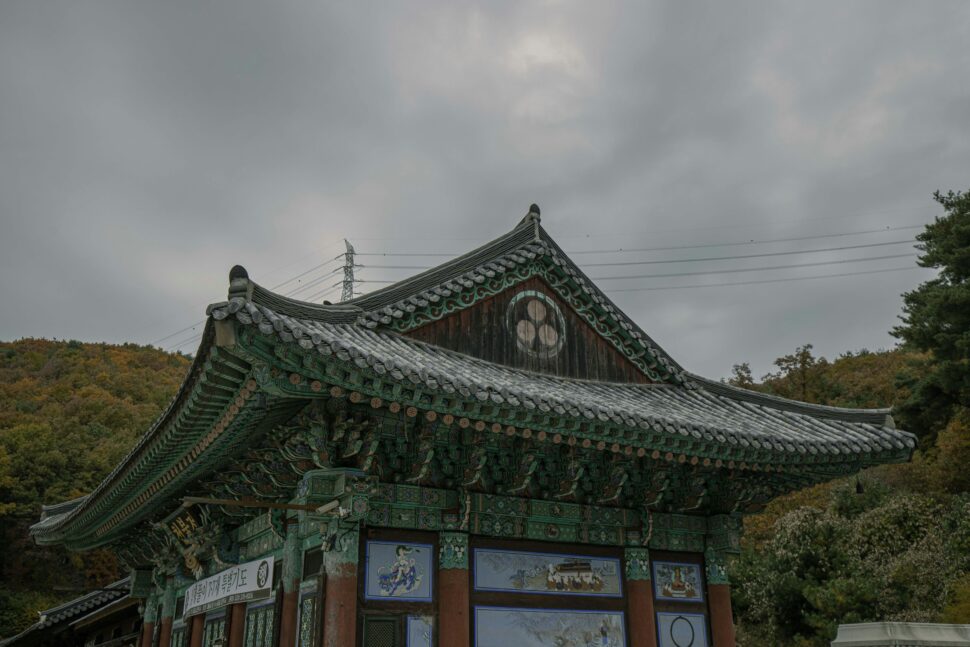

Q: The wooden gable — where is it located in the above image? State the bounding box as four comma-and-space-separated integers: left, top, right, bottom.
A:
404, 277, 652, 383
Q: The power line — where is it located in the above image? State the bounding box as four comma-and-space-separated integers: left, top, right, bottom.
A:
606, 265, 926, 292
259, 241, 346, 285
590, 252, 917, 281
565, 225, 923, 255
153, 217, 931, 349
160, 257, 925, 352
344, 206, 930, 242
579, 239, 914, 267
353, 239, 915, 272
283, 266, 344, 297
304, 283, 343, 303
152, 255, 344, 350
270, 258, 341, 290
352, 224, 923, 258
165, 331, 204, 353
150, 321, 205, 346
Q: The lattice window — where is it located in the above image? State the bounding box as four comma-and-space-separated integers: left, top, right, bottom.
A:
202, 613, 225, 647
297, 593, 319, 647
171, 626, 186, 647
244, 602, 276, 647
362, 616, 399, 647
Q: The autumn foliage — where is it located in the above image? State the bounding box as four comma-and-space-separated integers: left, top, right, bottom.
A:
0, 339, 189, 638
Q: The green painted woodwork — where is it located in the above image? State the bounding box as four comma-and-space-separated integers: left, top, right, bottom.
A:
706, 514, 743, 554
283, 523, 301, 592
624, 547, 652, 581
130, 568, 154, 599
161, 579, 176, 620
649, 512, 707, 553
704, 546, 731, 586
296, 468, 376, 523
439, 532, 469, 570
367, 483, 461, 532
322, 521, 359, 571
468, 492, 636, 545
142, 592, 159, 623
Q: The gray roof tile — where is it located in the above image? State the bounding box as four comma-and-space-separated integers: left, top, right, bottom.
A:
208, 296, 916, 460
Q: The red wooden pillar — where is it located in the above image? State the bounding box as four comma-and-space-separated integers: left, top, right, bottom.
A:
157, 579, 176, 647
708, 584, 735, 647
139, 592, 158, 647
226, 603, 246, 647
278, 521, 302, 647
625, 548, 658, 647
704, 538, 737, 647
438, 532, 470, 647
139, 621, 155, 647
188, 614, 204, 647
322, 525, 359, 647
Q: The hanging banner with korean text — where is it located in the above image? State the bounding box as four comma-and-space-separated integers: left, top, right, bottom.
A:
183, 556, 274, 618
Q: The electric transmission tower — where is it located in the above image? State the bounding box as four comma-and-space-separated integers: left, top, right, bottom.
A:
340, 239, 356, 302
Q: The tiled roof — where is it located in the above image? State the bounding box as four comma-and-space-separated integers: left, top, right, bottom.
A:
28, 209, 916, 547
208, 296, 914, 459
346, 213, 685, 381
0, 578, 129, 646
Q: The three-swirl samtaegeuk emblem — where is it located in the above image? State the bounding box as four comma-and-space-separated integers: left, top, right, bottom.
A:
506, 290, 566, 359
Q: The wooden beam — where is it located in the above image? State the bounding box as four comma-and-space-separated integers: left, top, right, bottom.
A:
180, 496, 321, 512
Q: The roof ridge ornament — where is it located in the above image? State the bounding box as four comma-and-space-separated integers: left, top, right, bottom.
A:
519, 203, 541, 240
227, 265, 252, 301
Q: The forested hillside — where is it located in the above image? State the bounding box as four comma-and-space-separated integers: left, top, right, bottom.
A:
0, 339, 190, 638
730, 347, 970, 646
730, 187, 970, 647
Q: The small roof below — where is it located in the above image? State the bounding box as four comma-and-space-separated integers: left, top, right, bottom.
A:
0, 578, 130, 646
832, 622, 970, 646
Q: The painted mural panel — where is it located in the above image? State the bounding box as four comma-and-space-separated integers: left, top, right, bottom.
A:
475, 606, 626, 647
474, 548, 622, 597
656, 612, 708, 647
407, 615, 433, 647
364, 541, 434, 602
652, 562, 704, 603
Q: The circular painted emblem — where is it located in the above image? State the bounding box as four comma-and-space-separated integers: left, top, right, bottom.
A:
669, 615, 696, 647
256, 560, 270, 588
506, 290, 566, 359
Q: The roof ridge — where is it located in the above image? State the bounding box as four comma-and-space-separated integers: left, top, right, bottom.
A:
39, 577, 130, 615
218, 207, 687, 384
689, 373, 893, 424
345, 211, 539, 310
534, 223, 685, 378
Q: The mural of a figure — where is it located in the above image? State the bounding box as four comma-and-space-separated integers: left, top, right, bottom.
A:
365, 541, 433, 602
378, 545, 423, 596
653, 562, 704, 602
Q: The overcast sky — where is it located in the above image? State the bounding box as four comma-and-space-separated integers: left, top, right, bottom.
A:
1, 2, 968, 381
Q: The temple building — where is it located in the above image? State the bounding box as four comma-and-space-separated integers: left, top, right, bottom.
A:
26, 207, 915, 647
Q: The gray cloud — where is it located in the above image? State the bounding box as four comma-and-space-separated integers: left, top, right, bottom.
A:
1, 0, 967, 380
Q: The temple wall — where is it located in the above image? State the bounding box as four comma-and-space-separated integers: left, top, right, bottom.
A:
131, 472, 739, 646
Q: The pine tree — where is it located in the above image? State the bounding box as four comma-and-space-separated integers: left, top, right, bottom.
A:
892, 190, 970, 442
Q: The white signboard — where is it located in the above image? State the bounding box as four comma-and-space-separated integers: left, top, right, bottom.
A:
183, 556, 274, 618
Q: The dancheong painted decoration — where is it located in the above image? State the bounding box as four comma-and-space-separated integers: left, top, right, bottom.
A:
22, 204, 915, 647
474, 548, 622, 597
474, 607, 627, 647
